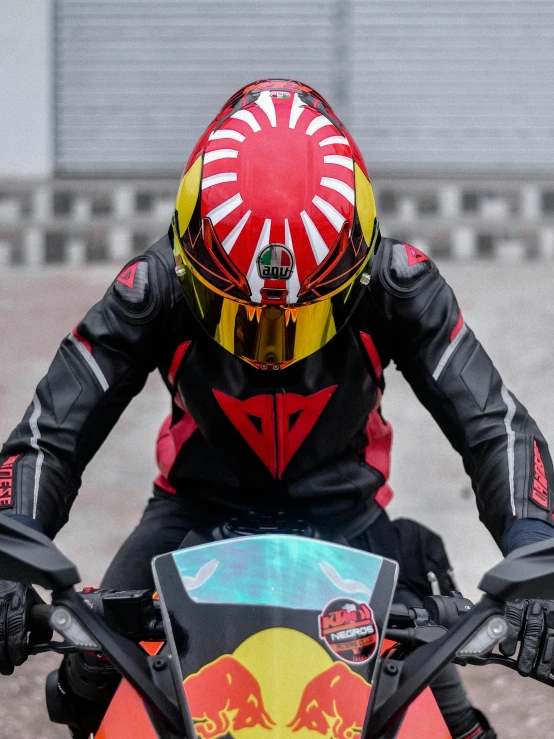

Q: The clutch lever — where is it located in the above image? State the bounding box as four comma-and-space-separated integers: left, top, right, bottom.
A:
28, 641, 84, 656
385, 625, 448, 648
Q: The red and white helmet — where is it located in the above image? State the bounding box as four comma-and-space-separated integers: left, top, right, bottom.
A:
171, 79, 379, 368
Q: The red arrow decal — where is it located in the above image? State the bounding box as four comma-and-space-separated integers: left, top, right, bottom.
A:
213, 390, 276, 477
276, 386, 337, 478
403, 243, 429, 266
116, 262, 139, 289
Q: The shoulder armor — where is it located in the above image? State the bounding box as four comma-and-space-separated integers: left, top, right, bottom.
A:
110, 236, 176, 313
108, 249, 163, 322
369, 238, 441, 322
108, 236, 182, 323
113, 259, 152, 314
388, 241, 433, 287
113, 261, 149, 306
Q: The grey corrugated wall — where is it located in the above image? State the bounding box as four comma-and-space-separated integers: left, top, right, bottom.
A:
349, 0, 554, 173
55, 0, 341, 172
56, 0, 554, 175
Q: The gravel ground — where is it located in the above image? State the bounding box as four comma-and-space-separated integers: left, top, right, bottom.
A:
1, 260, 554, 738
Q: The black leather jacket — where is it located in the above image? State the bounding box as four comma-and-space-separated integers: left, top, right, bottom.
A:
1, 236, 552, 546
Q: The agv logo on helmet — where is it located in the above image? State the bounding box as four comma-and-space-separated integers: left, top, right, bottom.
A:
257, 245, 295, 281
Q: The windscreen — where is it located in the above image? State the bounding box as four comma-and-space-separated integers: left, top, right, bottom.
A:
153, 535, 398, 738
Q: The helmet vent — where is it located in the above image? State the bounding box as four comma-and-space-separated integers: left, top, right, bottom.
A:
260, 288, 288, 303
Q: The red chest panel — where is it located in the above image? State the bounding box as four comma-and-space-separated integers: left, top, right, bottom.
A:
169, 316, 382, 492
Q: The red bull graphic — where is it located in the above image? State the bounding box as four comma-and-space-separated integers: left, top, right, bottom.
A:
182, 628, 372, 739
184, 655, 275, 738
288, 662, 370, 739
319, 598, 378, 664
181, 627, 449, 739
98, 626, 449, 739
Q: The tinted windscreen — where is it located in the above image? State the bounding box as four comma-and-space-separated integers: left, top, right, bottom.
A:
153, 535, 398, 736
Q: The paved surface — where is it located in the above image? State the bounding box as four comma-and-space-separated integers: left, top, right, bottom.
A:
1, 261, 554, 737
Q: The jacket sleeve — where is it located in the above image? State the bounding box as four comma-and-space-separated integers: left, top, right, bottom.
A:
369, 239, 554, 547
0, 249, 175, 538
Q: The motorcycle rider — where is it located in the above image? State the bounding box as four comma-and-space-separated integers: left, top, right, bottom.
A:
1, 79, 554, 738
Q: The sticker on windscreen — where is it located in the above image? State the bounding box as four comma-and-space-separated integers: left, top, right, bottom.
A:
318, 598, 378, 664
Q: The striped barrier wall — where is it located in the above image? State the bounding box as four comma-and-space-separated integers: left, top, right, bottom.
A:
1, 177, 554, 266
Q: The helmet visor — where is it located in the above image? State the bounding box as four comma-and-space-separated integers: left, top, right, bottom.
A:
178, 252, 369, 367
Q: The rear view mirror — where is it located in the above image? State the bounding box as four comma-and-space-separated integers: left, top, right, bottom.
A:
0, 515, 80, 590
479, 538, 554, 601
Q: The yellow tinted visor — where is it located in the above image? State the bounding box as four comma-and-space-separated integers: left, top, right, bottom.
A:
179, 254, 369, 367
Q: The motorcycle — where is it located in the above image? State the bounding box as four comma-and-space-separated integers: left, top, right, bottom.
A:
1, 514, 554, 739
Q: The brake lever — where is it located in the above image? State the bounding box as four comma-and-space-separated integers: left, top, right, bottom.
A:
459, 654, 554, 689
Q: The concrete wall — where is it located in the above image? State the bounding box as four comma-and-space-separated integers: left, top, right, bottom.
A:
0, 0, 53, 177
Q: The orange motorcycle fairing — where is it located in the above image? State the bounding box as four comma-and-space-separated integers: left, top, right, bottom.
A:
92, 648, 452, 739
374, 639, 451, 739
96, 641, 164, 739
379, 639, 451, 739
95, 677, 159, 739
399, 687, 452, 739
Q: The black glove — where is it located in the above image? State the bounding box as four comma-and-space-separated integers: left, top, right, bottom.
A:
0, 580, 37, 675
500, 599, 554, 680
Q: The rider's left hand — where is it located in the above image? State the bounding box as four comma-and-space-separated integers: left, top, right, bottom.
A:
0, 581, 37, 675
500, 599, 554, 680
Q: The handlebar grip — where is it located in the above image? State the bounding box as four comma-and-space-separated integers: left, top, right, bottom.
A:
29, 604, 53, 631
423, 594, 474, 628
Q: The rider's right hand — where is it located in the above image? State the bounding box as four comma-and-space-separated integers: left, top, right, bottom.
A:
500, 599, 554, 680
0, 581, 35, 675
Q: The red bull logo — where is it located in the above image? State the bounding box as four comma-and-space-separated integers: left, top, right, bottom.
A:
184, 655, 275, 738
288, 662, 370, 739
182, 628, 372, 739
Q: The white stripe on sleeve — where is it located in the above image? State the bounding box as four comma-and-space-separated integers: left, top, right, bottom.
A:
432, 323, 468, 381
29, 394, 44, 518
68, 333, 109, 392
501, 384, 517, 516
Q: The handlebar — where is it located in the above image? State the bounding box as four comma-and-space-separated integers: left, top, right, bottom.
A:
27, 583, 554, 738
28, 589, 474, 653
26, 588, 554, 692
28, 588, 165, 653
29, 603, 54, 631
386, 593, 474, 631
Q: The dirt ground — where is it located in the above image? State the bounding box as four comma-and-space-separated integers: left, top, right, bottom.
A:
1, 261, 554, 738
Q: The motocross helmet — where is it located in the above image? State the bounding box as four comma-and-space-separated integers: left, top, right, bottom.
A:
171, 79, 379, 369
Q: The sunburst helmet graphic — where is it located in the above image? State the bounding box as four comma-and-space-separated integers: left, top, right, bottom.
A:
171, 79, 380, 368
